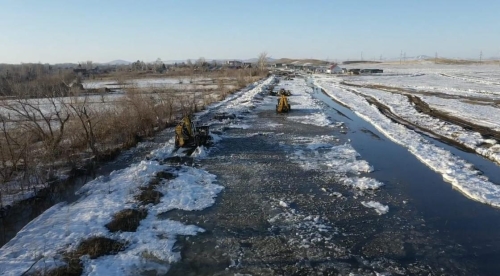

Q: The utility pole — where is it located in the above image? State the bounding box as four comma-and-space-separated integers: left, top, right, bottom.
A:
435, 52, 438, 63
480, 50, 483, 62
400, 50, 402, 64
361, 52, 363, 61
380, 55, 382, 61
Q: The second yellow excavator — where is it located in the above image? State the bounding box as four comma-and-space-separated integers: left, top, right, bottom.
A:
276, 94, 291, 113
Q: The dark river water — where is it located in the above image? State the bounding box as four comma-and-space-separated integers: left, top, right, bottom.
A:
312, 85, 500, 275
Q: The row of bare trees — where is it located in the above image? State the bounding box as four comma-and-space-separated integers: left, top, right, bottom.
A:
0, 56, 270, 203
0, 66, 268, 201
0, 82, 193, 196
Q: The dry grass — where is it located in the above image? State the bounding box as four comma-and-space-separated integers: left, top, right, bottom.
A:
40, 236, 126, 276
135, 170, 175, 206
433, 58, 481, 65
105, 209, 148, 232
43, 260, 83, 276
74, 236, 126, 259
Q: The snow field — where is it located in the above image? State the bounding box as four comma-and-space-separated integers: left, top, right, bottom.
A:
343, 84, 500, 164
346, 63, 500, 93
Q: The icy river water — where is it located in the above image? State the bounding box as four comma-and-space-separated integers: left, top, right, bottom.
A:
2, 76, 500, 275
166, 79, 500, 275
313, 87, 500, 275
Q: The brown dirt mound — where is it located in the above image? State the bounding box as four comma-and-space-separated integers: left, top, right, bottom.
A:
136, 189, 163, 205
105, 209, 148, 232
44, 258, 83, 276
74, 236, 126, 259
44, 237, 126, 276
156, 171, 175, 180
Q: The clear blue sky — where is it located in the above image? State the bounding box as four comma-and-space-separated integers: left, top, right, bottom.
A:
1, 0, 499, 64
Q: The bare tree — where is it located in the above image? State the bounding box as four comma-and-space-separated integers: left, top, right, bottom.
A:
257, 52, 268, 72
196, 57, 206, 67
154, 58, 164, 72
67, 96, 100, 158
0, 115, 31, 186
85, 61, 93, 70
0, 81, 71, 162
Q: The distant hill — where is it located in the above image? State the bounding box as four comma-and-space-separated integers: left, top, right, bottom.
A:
274, 58, 329, 65
414, 55, 433, 60
342, 60, 382, 65
161, 57, 276, 64
243, 57, 276, 63
104, 60, 131, 65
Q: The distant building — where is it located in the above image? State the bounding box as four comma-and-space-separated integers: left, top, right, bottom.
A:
73, 68, 88, 75
315, 67, 328, 73
360, 69, 384, 74
348, 69, 361, 75
226, 60, 243, 67
326, 64, 343, 74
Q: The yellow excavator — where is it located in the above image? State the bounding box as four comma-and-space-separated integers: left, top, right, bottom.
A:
276, 94, 291, 113
174, 116, 210, 148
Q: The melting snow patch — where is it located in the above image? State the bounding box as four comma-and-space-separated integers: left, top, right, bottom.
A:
361, 201, 389, 215
289, 112, 333, 127
342, 177, 384, 190
279, 200, 289, 208
191, 146, 208, 158
0, 154, 222, 275
155, 166, 222, 213
226, 123, 251, 129
290, 142, 373, 175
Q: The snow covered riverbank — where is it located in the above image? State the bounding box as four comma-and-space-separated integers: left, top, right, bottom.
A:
0, 77, 274, 275
315, 76, 500, 208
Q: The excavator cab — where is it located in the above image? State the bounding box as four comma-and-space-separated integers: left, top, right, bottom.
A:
174, 116, 211, 148
276, 94, 291, 113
